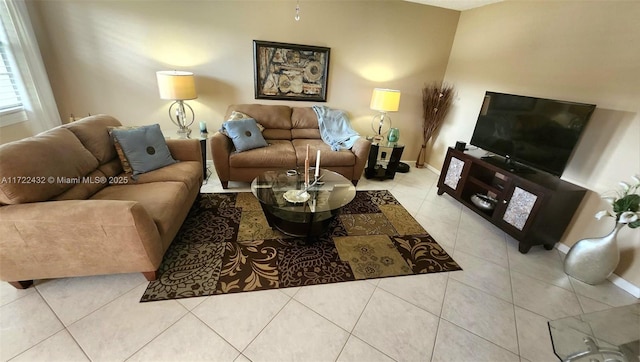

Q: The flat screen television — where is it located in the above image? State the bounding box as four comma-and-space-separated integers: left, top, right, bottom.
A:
469, 91, 596, 177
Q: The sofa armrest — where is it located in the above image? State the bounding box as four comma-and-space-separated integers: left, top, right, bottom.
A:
0, 200, 164, 282
166, 138, 202, 163
210, 132, 233, 184
351, 137, 372, 179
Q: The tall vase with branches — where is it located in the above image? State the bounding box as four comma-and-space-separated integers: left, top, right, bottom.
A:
416, 82, 455, 168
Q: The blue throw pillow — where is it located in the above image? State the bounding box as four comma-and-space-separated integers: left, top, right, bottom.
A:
109, 124, 177, 177
221, 118, 268, 152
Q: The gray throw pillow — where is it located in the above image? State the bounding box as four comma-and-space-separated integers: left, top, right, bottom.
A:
221, 118, 268, 152
110, 124, 177, 177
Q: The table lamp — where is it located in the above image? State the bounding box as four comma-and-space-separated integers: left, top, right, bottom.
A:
370, 88, 400, 140
156, 70, 197, 138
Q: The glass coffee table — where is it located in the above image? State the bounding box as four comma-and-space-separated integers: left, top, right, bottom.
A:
548, 303, 639, 362
251, 168, 356, 238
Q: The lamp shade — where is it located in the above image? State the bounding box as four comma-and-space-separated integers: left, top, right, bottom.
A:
156, 71, 197, 100
370, 88, 400, 112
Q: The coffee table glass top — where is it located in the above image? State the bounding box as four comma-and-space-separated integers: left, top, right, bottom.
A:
548, 303, 639, 362
250, 168, 356, 214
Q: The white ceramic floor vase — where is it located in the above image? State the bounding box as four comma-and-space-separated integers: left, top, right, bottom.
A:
564, 223, 624, 285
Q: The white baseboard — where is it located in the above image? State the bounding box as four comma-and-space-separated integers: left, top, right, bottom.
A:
400, 160, 416, 167
426, 163, 440, 175
555, 243, 570, 254
403, 160, 441, 176
557, 244, 640, 298
608, 274, 640, 298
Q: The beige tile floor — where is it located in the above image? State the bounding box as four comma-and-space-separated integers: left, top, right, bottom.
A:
1, 163, 637, 362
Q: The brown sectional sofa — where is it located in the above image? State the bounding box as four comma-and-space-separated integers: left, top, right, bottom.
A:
210, 104, 371, 188
0, 115, 202, 288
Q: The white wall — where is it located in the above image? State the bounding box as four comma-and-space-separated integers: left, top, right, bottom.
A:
440, 1, 640, 286
25, 0, 459, 158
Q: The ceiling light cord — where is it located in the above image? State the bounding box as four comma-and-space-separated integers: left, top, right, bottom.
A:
295, 0, 300, 21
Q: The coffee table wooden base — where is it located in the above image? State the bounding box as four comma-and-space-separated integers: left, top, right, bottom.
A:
260, 205, 337, 239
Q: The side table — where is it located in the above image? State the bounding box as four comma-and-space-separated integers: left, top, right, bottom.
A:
199, 137, 208, 181
364, 139, 404, 180
548, 304, 639, 362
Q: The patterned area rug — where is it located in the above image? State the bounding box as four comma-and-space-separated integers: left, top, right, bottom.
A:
141, 190, 461, 302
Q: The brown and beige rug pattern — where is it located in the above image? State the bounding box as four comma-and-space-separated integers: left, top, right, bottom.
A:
141, 190, 461, 302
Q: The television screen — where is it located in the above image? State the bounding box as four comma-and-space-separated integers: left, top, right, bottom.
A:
469, 92, 596, 176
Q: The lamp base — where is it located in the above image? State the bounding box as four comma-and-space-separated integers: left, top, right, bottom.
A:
371, 113, 392, 137
168, 100, 195, 138
371, 135, 385, 143
177, 127, 191, 139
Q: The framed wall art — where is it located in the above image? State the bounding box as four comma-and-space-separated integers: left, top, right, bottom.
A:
253, 40, 330, 102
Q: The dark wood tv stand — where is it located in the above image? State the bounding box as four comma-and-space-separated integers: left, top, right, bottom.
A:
437, 147, 587, 253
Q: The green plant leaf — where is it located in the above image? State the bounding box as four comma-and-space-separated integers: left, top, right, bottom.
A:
613, 194, 640, 213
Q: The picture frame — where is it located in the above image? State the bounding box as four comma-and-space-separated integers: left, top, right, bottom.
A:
253, 40, 330, 102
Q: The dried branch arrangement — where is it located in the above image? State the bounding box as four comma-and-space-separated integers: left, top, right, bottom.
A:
416, 82, 455, 168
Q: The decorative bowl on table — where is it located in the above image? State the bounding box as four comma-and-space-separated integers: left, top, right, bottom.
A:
471, 193, 496, 211
283, 190, 310, 203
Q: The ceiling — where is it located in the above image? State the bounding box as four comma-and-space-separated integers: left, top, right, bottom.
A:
404, 0, 503, 11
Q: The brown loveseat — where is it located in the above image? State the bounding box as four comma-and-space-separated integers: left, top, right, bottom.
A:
210, 104, 371, 188
0, 115, 202, 288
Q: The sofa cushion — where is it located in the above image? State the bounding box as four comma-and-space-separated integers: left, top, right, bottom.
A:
63, 115, 122, 165
291, 128, 321, 139
229, 140, 296, 168
110, 127, 136, 174
221, 118, 268, 152
123, 161, 202, 193
225, 104, 292, 130
229, 111, 250, 120
291, 107, 321, 139
0, 128, 99, 205
109, 124, 177, 177
292, 139, 355, 167
291, 107, 319, 129
262, 129, 292, 140
108, 125, 151, 174
51, 170, 109, 201
98, 158, 125, 179
223, 111, 265, 132
90, 181, 190, 248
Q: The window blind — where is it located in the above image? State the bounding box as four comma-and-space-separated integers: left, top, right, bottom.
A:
0, 40, 22, 114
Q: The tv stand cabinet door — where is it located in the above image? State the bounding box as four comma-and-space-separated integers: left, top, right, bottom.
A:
437, 150, 470, 197
497, 182, 545, 237
502, 187, 537, 229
